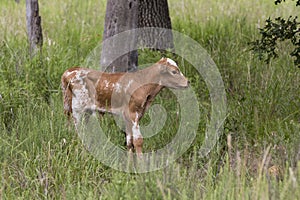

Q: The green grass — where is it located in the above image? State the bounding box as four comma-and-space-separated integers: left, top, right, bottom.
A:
1, 0, 300, 199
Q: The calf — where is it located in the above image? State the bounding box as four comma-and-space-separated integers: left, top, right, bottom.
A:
61, 58, 189, 157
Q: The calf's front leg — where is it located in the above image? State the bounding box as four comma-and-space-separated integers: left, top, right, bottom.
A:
132, 120, 143, 158
124, 112, 143, 158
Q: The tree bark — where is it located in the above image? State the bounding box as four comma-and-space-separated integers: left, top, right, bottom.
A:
138, 0, 174, 50
101, 0, 174, 72
26, 0, 43, 57
101, 0, 138, 72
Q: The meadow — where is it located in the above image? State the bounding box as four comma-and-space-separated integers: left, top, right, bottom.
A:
0, 0, 300, 199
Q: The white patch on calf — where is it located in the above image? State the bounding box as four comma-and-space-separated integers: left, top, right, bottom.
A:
132, 122, 141, 140
132, 112, 142, 140
126, 135, 132, 146
125, 80, 133, 92
104, 80, 109, 89
71, 71, 93, 127
166, 58, 178, 67
73, 70, 88, 85
115, 83, 122, 93
66, 70, 77, 77
72, 87, 89, 126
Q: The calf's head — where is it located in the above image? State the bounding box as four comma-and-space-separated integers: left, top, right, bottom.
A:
157, 58, 189, 89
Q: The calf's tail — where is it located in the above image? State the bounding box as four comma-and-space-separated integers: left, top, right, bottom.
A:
61, 72, 73, 121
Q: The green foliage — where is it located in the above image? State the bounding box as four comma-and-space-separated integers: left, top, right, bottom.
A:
0, 40, 45, 130
251, 0, 300, 67
274, 0, 300, 6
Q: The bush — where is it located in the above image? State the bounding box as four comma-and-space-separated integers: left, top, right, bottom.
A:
251, 0, 300, 67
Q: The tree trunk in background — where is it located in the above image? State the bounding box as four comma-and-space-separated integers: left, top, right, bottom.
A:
138, 0, 174, 50
26, 0, 43, 57
101, 0, 138, 72
15, 0, 20, 3
101, 0, 173, 72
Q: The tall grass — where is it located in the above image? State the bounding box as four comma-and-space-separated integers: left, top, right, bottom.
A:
1, 0, 299, 199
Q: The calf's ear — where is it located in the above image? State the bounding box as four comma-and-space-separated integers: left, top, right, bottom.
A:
160, 57, 166, 61
158, 64, 168, 74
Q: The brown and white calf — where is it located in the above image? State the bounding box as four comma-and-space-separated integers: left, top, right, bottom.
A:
61, 58, 189, 157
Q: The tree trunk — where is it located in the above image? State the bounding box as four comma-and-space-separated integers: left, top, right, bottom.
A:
26, 0, 43, 57
101, 0, 138, 72
101, 0, 174, 72
138, 0, 174, 50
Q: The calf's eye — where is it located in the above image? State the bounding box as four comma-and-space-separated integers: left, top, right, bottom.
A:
171, 70, 178, 74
